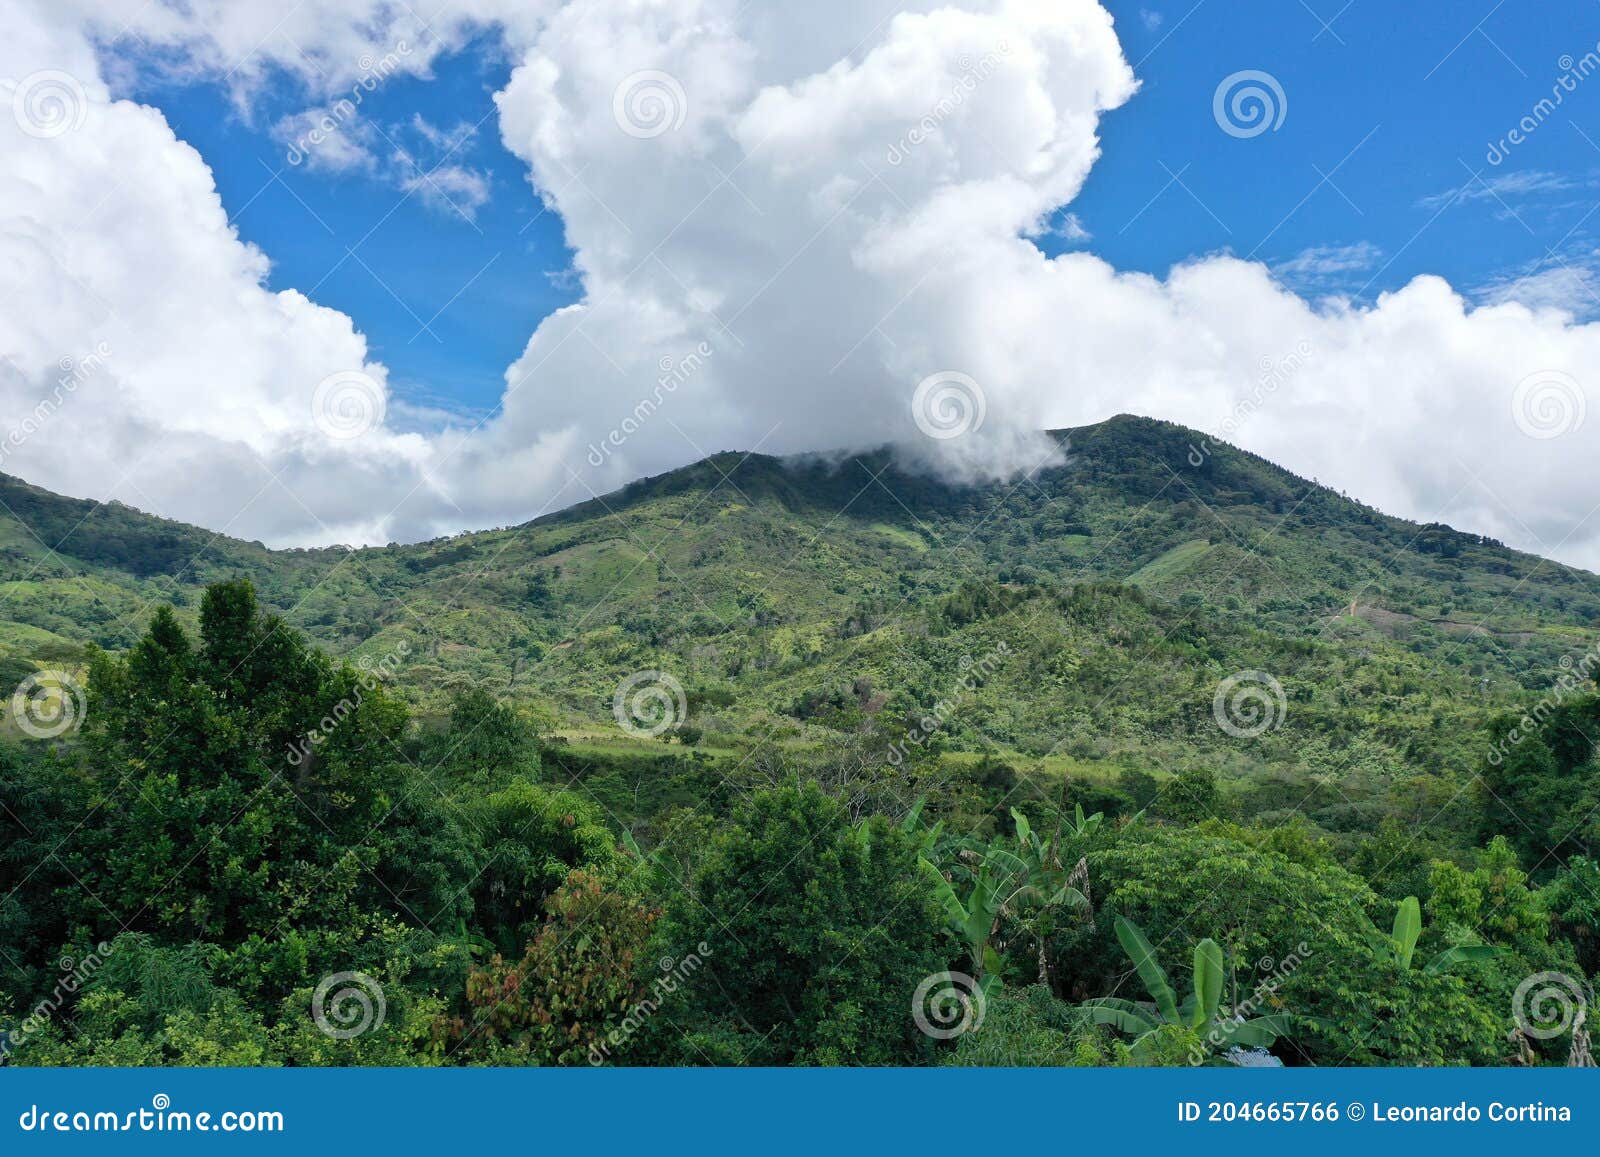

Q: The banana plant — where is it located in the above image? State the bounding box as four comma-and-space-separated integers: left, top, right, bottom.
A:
1007, 807, 1095, 986
919, 855, 1009, 992
1059, 803, 1104, 841
1363, 896, 1502, 974
1082, 916, 1288, 1061
919, 806, 1092, 991
886, 796, 946, 860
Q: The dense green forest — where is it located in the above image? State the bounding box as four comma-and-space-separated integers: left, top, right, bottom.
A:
1, 415, 1597, 1066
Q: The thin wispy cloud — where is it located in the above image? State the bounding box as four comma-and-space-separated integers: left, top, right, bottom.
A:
1271, 242, 1383, 292
269, 107, 491, 220
1474, 252, 1600, 320
1415, 169, 1576, 211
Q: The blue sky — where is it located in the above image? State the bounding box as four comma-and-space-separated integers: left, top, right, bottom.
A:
117, 0, 1600, 423
1081, 1, 1600, 301
128, 35, 578, 421
12, 0, 1600, 559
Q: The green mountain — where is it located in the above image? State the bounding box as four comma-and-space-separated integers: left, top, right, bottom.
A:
6, 413, 1599, 1070
2, 413, 1595, 827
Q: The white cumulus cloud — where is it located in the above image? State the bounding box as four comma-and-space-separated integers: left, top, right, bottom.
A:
2, 0, 1600, 575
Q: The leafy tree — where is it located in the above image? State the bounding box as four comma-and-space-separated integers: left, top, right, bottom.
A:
1117, 768, 1160, 811
1065, 825, 1510, 1064
466, 781, 621, 953
942, 985, 1102, 1067
1543, 857, 1600, 975
1292, 954, 1506, 1066
663, 781, 944, 1065
1426, 838, 1548, 955
0, 745, 83, 984
921, 807, 1094, 991
1154, 767, 1219, 825
1480, 720, 1600, 864
455, 871, 658, 1064
420, 686, 540, 785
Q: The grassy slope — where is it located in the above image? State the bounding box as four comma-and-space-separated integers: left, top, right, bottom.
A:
0, 415, 1594, 785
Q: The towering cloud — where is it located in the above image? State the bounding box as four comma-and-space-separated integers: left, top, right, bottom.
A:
2, 0, 1598, 568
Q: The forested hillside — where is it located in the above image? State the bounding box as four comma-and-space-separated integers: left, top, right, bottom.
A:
2, 416, 1597, 1067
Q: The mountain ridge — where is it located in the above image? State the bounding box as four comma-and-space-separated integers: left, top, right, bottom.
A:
1, 413, 1595, 718
0, 413, 1559, 560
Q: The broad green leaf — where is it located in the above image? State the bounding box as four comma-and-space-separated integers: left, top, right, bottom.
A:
1391, 896, 1422, 969
1082, 998, 1160, 1035
1423, 944, 1502, 974
1113, 915, 1179, 1024
1010, 807, 1032, 849
1193, 938, 1224, 1028
1224, 1018, 1282, 1047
